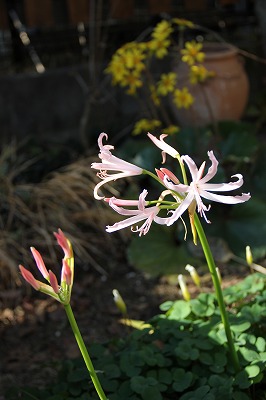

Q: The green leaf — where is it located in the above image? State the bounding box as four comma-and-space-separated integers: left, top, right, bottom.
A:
167, 300, 191, 320
235, 370, 251, 389
127, 224, 194, 276
256, 337, 266, 352
179, 385, 214, 400
191, 296, 215, 317
244, 365, 261, 379
172, 368, 194, 392
159, 300, 173, 311
239, 348, 260, 363
142, 386, 163, 400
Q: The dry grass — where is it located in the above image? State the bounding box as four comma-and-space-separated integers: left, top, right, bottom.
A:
0, 142, 123, 292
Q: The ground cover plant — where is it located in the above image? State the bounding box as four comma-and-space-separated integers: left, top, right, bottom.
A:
6, 273, 266, 400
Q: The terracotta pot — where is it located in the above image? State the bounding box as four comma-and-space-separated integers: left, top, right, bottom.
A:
173, 42, 250, 127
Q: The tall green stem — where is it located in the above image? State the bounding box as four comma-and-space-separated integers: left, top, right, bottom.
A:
194, 214, 240, 372
64, 303, 108, 400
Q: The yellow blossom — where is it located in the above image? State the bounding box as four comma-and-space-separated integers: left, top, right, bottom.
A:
189, 65, 215, 84
133, 119, 161, 135
152, 20, 173, 41
162, 125, 180, 135
148, 38, 171, 59
105, 54, 127, 85
173, 87, 194, 109
181, 40, 205, 65
157, 72, 177, 96
172, 18, 195, 29
123, 47, 146, 72
120, 71, 143, 95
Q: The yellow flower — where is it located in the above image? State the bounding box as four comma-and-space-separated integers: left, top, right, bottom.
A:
173, 87, 194, 109
161, 125, 180, 135
181, 40, 205, 65
120, 71, 143, 95
189, 65, 215, 84
152, 20, 173, 41
172, 18, 194, 29
157, 72, 177, 96
123, 47, 146, 72
133, 119, 161, 135
105, 54, 127, 84
148, 38, 171, 59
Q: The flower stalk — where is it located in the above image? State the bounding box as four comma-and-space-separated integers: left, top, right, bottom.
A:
64, 303, 108, 400
194, 213, 240, 372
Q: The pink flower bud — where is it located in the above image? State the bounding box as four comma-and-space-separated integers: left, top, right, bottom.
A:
61, 259, 72, 286
54, 229, 72, 258
30, 247, 49, 280
19, 265, 41, 290
48, 270, 60, 294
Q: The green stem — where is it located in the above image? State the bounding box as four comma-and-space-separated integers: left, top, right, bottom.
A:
64, 303, 108, 400
194, 214, 240, 372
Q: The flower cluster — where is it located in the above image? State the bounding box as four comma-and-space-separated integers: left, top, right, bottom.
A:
105, 18, 215, 135
19, 229, 74, 304
91, 133, 250, 238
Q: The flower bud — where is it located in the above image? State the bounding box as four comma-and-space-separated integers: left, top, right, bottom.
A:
112, 289, 127, 316
178, 274, 190, 301
185, 264, 200, 287
245, 246, 253, 266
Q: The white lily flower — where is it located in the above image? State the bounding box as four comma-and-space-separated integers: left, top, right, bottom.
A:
105, 189, 169, 236
160, 150, 251, 225
91, 133, 143, 199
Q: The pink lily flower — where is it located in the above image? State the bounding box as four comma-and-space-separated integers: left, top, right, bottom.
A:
91, 133, 143, 199
160, 150, 251, 225
19, 229, 74, 304
105, 189, 168, 236
147, 133, 179, 163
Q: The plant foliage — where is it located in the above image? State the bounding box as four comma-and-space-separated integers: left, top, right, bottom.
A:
6, 273, 266, 400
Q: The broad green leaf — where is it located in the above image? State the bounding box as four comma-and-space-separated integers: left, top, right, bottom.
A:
127, 224, 194, 276
167, 300, 191, 320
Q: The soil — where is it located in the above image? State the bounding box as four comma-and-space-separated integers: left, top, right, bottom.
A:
0, 245, 250, 399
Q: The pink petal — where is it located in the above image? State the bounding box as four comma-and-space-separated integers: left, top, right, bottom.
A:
147, 133, 179, 159
199, 151, 219, 184
199, 190, 251, 204
200, 174, 244, 192
19, 265, 41, 290
61, 259, 72, 286
49, 270, 60, 294
30, 247, 49, 280
54, 229, 72, 258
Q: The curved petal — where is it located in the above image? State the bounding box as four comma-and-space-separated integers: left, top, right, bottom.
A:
91, 155, 142, 174
199, 151, 219, 184
93, 172, 134, 199
98, 132, 114, 151
181, 155, 199, 182
200, 174, 244, 192
199, 190, 251, 204
147, 133, 179, 159
163, 177, 189, 193
106, 210, 157, 233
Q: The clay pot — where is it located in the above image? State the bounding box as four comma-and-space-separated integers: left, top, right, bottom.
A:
173, 42, 250, 127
